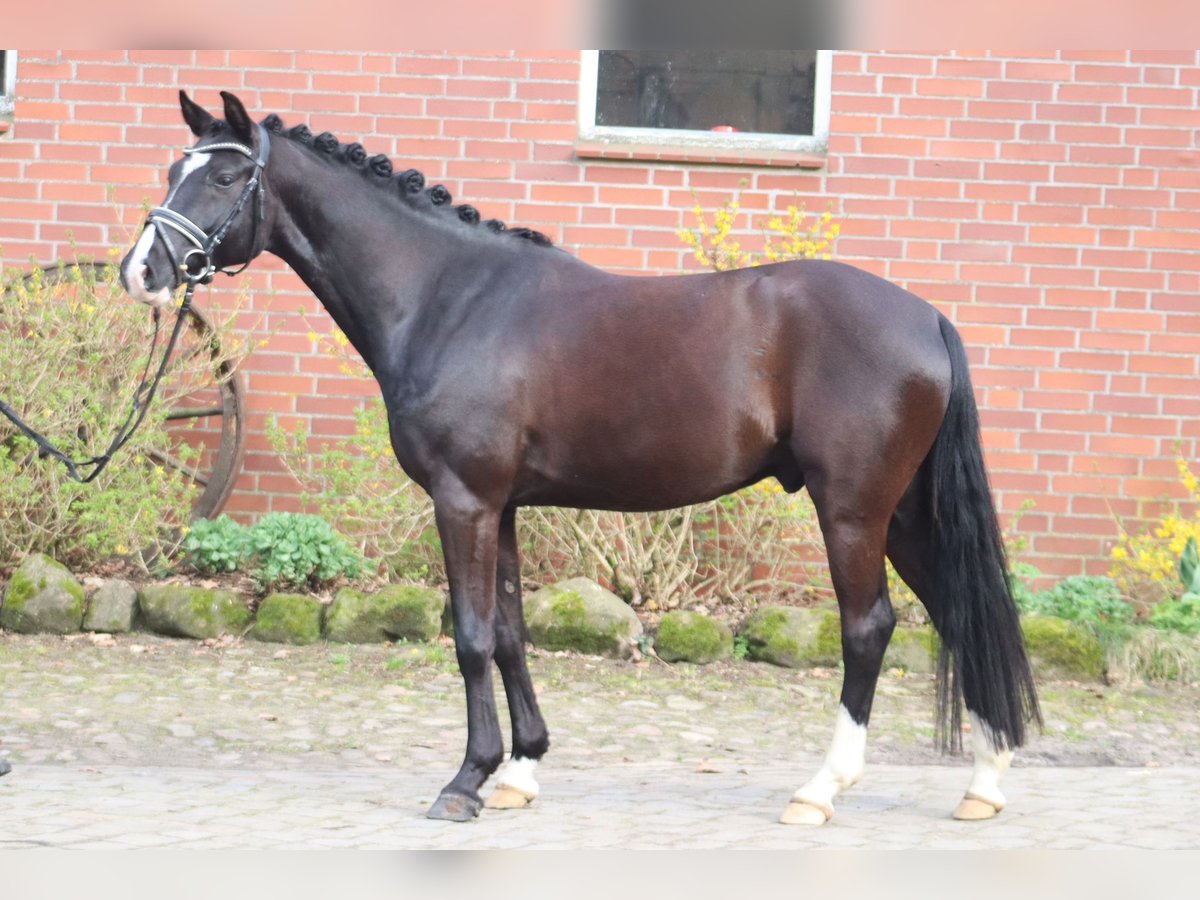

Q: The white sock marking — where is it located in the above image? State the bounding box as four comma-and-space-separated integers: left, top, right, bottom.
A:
792, 705, 867, 813
494, 755, 539, 798
965, 712, 1013, 808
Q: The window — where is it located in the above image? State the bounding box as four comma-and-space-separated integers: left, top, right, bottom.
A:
0, 51, 15, 138
578, 50, 831, 161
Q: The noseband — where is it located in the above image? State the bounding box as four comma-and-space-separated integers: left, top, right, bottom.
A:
146, 123, 271, 286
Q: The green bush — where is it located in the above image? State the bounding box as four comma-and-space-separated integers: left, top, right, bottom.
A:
243, 512, 362, 592
182, 515, 249, 574
1017, 575, 1134, 627
0, 260, 205, 571
267, 400, 444, 584
180, 512, 361, 592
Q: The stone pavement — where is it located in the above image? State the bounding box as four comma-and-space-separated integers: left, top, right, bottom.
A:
2, 761, 1198, 849
2, 633, 1199, 849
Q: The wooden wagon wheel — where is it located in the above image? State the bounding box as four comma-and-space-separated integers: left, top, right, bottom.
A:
4, 261, 247, 520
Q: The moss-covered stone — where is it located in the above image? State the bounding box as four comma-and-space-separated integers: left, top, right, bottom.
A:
253, 593, 324, 645
884, 625, 936, 674
83, 579, 138, 634
1021, 615, 1105, 681
741, 606, 841, 668
0, 553, 85, 634
137, 584, 251, 640
524, 578, 642, 658
325, 585, 446, 643
655, 610, 733, 664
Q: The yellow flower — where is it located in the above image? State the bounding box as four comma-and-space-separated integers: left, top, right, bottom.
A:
1111, 546, 1128, 560
307, 331, 319, 343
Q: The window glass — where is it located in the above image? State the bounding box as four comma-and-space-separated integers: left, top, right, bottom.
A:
595, 51, 818, 137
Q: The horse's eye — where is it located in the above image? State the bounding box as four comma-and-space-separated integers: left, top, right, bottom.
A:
215, 173, 236, 187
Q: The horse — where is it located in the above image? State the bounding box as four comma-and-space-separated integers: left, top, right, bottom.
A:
120, 91, 1040, 826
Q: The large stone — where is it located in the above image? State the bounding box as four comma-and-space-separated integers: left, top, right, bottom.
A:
883, 625, 936, 674
0, 553, 85, 634
1021, 615, 1105, 681
654, 610, 733, 664
137, 584, 251, 640
524, 577, 643, 658
740, 605, 841, 668
252, 593, 324, 645
83, 579, 138, 634
799, 617, 937, 675
325, 585, 446, 643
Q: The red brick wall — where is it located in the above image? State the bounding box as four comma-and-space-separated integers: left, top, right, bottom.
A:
2, 50, 1197, 578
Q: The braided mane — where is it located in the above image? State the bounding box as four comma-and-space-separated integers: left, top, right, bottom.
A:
260, 114, 554, 248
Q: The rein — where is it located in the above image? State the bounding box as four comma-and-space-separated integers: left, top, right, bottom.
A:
0, 126, 271, 484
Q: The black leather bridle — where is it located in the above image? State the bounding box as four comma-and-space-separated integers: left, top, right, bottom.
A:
147, 123, 272, 286
0, 126, 271, 484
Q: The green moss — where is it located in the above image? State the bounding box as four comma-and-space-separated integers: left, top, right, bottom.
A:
253, 593, 323, 645
655, 611, 732, 664
1021, 615, 1105, 681
2, 569, 36, 617
325, 586, 444, 643
812, 611, 843, 665
1, 555, 85, 634
884, 625, 936, 674
541, 592, 610, 655
741, 607, 818, 668
375, 585, 443, 642
138, 584, 251, 639
524, 579, 642, 658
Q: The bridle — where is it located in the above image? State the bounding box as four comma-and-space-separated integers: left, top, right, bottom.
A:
147, 123, 272, 287
0, 126, 271, 485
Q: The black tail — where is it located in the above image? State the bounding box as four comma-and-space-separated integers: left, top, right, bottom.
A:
930, 314, 1041, 753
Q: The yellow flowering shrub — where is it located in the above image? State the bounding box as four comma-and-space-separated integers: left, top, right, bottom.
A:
1109, 457, 1200, 602
676, 188, 840, 271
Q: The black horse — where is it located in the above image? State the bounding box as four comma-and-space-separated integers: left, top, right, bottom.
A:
121, 91, 1039, 825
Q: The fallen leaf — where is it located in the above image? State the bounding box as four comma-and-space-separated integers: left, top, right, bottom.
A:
695, 761, 721, 774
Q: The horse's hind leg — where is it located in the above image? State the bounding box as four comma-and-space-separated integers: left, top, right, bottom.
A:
781, 476, 895, 826
886, 478, 1013, 821
485, 506, 550, 810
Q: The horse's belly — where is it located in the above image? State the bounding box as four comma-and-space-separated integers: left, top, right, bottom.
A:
516, 404, 783, 511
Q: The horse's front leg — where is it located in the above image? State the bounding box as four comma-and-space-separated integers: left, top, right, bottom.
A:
425, 480, 505, 822
485, 505, 550, 810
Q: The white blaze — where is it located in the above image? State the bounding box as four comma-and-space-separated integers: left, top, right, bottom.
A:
122, 151, 211, 307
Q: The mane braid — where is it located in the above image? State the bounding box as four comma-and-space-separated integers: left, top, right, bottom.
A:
262, 113, 554, 248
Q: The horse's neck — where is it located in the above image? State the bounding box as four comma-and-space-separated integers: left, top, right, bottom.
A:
263, 144, 455, 373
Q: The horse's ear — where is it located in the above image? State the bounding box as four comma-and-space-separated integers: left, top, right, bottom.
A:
179, 90, 215, 137
220, 91, 254, 144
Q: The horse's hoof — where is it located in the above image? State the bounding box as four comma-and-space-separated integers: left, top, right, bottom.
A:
779, 800, 832, 826
484, 784, 536, 810
952, 793, 1003, 821
426, 791, 482, 822
0, 758, 10, 777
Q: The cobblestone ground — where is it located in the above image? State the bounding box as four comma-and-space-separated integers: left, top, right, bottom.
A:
2, 633, 1199, 849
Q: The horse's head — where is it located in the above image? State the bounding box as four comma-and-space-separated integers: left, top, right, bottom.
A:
121, 91, 271, 307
